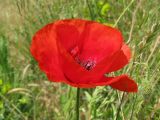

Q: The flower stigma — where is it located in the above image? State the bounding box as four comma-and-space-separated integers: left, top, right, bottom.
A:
70, 46, 96, 70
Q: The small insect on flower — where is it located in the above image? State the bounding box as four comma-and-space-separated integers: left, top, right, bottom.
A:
30, 19, 138, 92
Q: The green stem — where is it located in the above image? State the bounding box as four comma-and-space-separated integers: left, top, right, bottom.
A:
76, 88, 80, 120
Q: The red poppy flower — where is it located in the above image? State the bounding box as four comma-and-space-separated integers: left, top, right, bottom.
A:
30, 19, 138, 92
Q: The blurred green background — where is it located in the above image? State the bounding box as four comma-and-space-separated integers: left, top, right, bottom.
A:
0, 0, 160, 120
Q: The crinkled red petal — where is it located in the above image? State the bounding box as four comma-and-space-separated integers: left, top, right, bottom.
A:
92, 44, 131, 75
50, 74, 137, 93
30, 23, 65, 81
109, 75, 138, 92
55, 19, 87, 52
78, 21, 123, 62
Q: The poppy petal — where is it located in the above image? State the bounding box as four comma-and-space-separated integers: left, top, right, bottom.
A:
92, 75, 137, 92
109, 75, 138, 92
55, 19, 87, 52
53, 74, 137, 93
104, 44, 131, 73
91, 44, 131, 77
79, 22, 123, 62
30, 23, 65, 81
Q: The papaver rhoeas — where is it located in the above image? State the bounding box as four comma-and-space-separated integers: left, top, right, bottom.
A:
30, 19, 138, 92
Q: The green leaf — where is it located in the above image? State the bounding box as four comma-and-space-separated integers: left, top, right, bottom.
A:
0, 79, 2, 85
100, 3, 110, 16
1, 84, 11, 94
0, 101, 3, 109
18, 97, 29, 104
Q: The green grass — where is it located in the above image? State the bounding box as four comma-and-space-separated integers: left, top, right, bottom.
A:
0, 0, 160, 120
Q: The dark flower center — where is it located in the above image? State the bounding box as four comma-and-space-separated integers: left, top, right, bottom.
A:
70, 46, 96, 70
